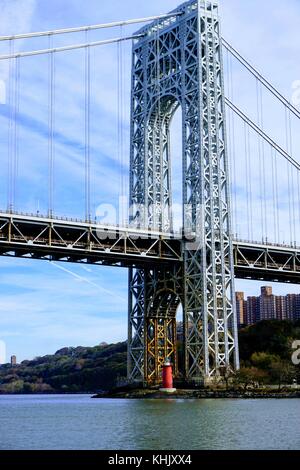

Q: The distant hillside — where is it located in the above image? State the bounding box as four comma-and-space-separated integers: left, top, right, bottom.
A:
0, 342, 127, 394
0, 320, 299, 393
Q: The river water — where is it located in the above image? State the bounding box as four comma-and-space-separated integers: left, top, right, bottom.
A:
0, 394, 299, 450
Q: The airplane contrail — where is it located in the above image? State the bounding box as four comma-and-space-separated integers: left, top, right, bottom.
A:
50, 262, 127, 302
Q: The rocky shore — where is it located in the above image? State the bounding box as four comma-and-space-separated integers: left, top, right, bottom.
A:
92, 388, 300, 399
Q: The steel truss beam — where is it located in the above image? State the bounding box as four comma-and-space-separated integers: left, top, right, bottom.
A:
0, 213, 181, 267
0, 213, 298, 285
128, 0, 239, 386
233, 240, 300, 284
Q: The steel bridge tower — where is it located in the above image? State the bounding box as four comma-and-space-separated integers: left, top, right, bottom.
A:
128, 0, 239, 385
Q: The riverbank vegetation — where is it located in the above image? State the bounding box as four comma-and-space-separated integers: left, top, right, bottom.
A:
236, 320, 300, 389
0, 320, 299, 393
0, 342, 127, 393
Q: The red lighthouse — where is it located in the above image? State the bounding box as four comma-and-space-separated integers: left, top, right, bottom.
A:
160, 357, 176, 393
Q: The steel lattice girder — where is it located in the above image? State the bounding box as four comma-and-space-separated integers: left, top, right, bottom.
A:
233, 241, 300, 284
0, 213, 181, 267
128, 0, 239, 385
0, 213, 298, 283
146, 317, 177, 383
128, 265, 183, 384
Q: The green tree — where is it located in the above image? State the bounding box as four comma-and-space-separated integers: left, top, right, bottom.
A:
250, 351, 280, 370
269, 360, 294, 389
234, 367, 268, 390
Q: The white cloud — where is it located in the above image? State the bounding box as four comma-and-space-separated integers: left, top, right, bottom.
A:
1, 0, 300, 360
0, 339, 6, 364
0, 0, 36, 81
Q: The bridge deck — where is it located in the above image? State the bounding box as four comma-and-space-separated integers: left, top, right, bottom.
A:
233, 240, 300, 284
0, 213, 182, 268
0, 213, 300, 283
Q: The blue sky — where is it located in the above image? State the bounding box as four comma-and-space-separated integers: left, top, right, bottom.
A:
1, 0, 300, 362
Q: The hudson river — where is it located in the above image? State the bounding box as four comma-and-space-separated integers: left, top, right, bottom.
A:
0, 395, 299, 450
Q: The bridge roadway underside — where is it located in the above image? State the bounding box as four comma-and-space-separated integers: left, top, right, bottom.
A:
0, 214, 300, 284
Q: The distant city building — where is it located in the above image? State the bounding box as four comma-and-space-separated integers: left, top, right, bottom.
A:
235, 292, 247, 327
246, 296, 260, 325
286, 294, 296, 321
260, 286, 276, 321
276, 296, 286, 321
10, 355, 17, 366
177, 321, 184, 341
295, 296, 300, 321
237, 286, 300, 327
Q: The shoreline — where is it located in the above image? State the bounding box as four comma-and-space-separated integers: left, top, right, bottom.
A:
92, 388, 300, 399
0, 388, 299, 399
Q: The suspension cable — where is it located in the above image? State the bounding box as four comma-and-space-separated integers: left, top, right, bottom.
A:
0, 13, 181, 42
0, 34, 144, 61
223, 39, 300, 246
222, 38, 300, 121
225, 98, 300, 171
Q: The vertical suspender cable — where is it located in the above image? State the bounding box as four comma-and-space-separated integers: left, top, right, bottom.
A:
257, 81, 267, 241
117, 36, 121, 224
291, 165, 296, 246
48, 35, 55, 218
287, 160, 292, 244
247, 124, 253, 240
226, 50, 234, 236
297, 171, 300, 245
288, 109, 296, 245
226, 45, 300, 247
13, 56, 20, 210
117, 29, 125, 226
117, 41, 120, 221
229, 52, 238, 237
260, 83, 267, 241
256, 79, 264, 242
121, 26, 126, 215
274, 149, 280, 243
244, 122, 250, 240
85, 30, 91, 222
271, 146, 277, 243
119, 25, 125, 225
7, 39, 14, 212
285, 107, 293, 244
